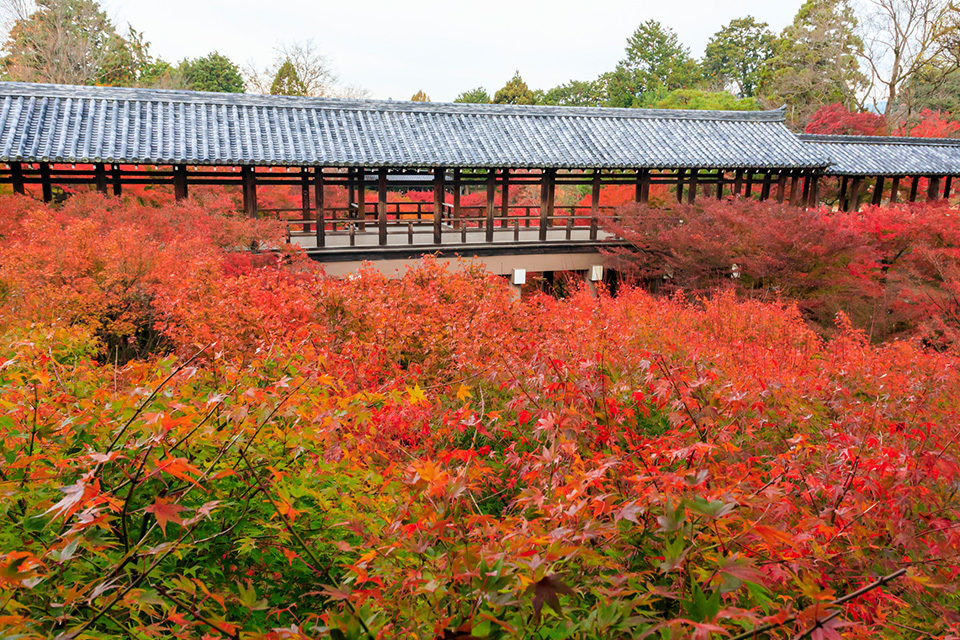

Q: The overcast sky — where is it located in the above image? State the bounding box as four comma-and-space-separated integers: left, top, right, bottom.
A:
97, 0, 806, 102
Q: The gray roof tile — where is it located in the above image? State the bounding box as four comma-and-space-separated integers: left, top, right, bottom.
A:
800, 134, 960, 176
0, 81, 828, 169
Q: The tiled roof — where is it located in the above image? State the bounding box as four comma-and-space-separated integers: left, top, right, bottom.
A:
799, 134, 960, 176
0, 82, 829, 170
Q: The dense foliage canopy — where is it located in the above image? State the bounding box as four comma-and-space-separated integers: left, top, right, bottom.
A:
1, 190, 959, 638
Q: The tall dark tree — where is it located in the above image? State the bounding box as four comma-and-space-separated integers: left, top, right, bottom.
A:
270, 59, 306, 96
758, 0, 867, 128
454, 87, 491, 103
493, 71, 536, 105
179, 52, 244, 93
604, 20, 701, 108
702, 17, 775, 98
539, 79, 605, 107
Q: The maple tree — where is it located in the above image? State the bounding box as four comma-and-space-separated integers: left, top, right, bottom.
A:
1, 191, 959, 639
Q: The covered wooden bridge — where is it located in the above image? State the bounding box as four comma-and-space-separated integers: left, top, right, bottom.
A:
0, 82, 957, 277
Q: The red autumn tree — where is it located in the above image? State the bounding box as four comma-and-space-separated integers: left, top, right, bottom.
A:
805, 102, 887, 136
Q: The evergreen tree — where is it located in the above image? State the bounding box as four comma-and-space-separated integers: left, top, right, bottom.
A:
605, 21, 701, 107
493, 71, 536, 105
702, 17, 776, 98
179, 52, 244, 93
758, 0, 866, 128
454, 87, 491, 103
270, 60, 306, 95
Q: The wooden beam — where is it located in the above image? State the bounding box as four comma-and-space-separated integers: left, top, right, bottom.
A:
300, 167, 311, 232
434, 167, 444, 244
944, 176, 953, 200
173, 164, 188, 201
800, 174, 811, 208
715, 170, 724, 200
676, 168, 686, 202
347, 167, 356, 218
775, 171, 787, 203
111, 164, 121, 196
687, 168, 698, 204
848, 176, 863, 211
500, 169, 509, 224
808, 175, 820, 208
590, 169, 600, 240
733, 169, 743, 196
927, 175, 942, 201
872, 176, 885, 206
378, 168, 388, 246
10, 162, 24, 195
314, 167, 325, 247
94, 163, 108, 194
39, 162, 52, 202
639, 169, 650, 204
356, 167, 366, 231
486, 169, 496, 242
909, 176, 920, 202
539, 169, 555, 241
452, 168, 462, 228
788, 172, 799, 206
242, 166, 257, 217
838, 176, 849, 210
760, 171, 772, 201
744, 170, 754, 197
889, 176, 900, 203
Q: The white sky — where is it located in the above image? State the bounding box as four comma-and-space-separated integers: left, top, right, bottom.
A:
98, 0, 805, 102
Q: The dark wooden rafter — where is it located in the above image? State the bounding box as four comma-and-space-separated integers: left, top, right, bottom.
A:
314, 167, 325, 247
39, 162, 52, 202
433, 167, 444, 244
378, 168, 388, 245
872, 176, 885, 206
590, 169, 601, 240
485, 169, 496, 242
173, 164, 188, 200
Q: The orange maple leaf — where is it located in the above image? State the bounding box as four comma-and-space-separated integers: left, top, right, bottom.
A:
145, 499, 186, 535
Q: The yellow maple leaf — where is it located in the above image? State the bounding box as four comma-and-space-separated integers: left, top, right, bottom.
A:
407, 384, 427, 404
456, 384, 473, 402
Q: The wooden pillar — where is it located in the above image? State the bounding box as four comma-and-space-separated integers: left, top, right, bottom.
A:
716, 170, 724, 200
314, 167, 325, 247
539, 169, 555, 241
590, 169, 600, 240
378, 168, 388, 246
94, 163, 107, 194
944, 176, 953, 199
172, 165, 188, 201
433, 168, 444, 245
500, 169, 509, 225
848, 177, 863, 211
760, 171, 772, 201
744, 170, 754, 197
10, 162, 24, 195
485, 169, 496, 242
356, 168, 366, 231
733, 169, 744, 196
775, 171, 787, 203
788, 172, 799, 206
111, 164, 122, 196
452, 168, 461, 228
300, 167, 311, 232
39, 162, 52, 203
872, 176, 885, 206
241, 166, 257, 217
889, 176, 900, 204
347, 167, 356, 218
686, 169, 698, 204
838, 176, 849, 210
676, 168, 685, 202
909, 176, 920, 202
637, 169, 650, 204
927, 176, 942, 201
808, 175, 820, 208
